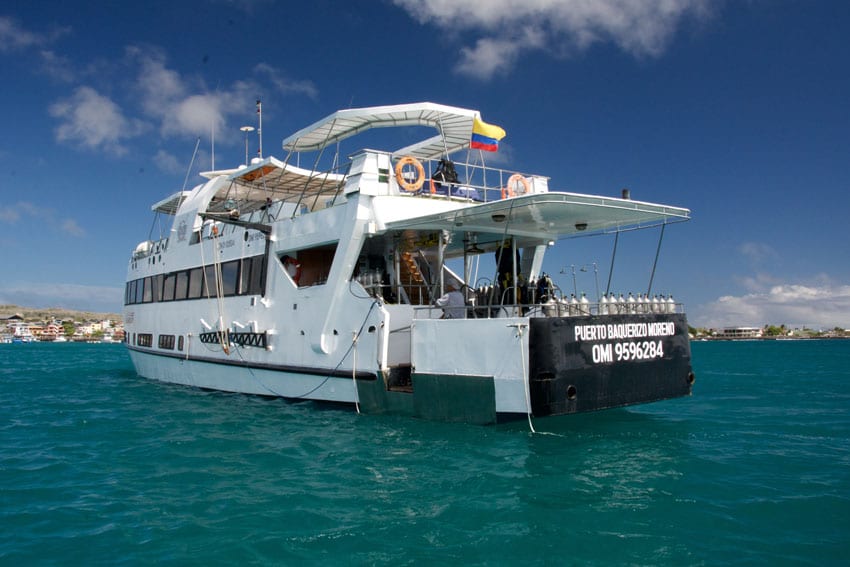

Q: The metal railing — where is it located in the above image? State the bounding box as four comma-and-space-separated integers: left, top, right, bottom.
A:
414, 300, 684, 320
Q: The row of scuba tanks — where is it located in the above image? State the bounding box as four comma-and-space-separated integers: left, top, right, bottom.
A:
470, 273, 677, 316
568, 292, 677, 315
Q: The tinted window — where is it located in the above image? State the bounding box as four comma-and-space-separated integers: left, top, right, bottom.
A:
162, 273, 175, 301
222, 261, 239, 296
175, 271, 189, 300
188, 267, 204, 299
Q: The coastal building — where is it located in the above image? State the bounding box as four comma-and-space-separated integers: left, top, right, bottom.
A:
714, 327, 763, 339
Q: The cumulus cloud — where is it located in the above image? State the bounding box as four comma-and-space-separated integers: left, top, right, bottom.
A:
694, 281, 850, 330
153, 149, 185, 175
254, 63, 318, 98
0, 205, 19, 223
38, 49, 76, 83
1, 200, 86, 238
0, 17, 74, 81
49, 86, 146, 155
61, 219, 86, 237
0, 16, 46, 52
738, 241, 779, 265
393, 0, 712, 79
128, 49, 316, 147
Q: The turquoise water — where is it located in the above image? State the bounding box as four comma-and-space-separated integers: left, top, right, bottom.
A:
1, 341, 848, 565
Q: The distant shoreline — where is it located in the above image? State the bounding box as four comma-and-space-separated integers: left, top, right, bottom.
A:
0, 304, 121, 322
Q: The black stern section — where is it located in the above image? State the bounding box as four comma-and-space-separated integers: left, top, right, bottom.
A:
528, 314, 694, 417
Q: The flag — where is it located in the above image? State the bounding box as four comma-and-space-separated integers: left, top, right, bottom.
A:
470, 116, 506, 152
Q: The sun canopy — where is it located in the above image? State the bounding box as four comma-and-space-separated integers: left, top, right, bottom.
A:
385, 192, 690, 245
281, 102, 481, 160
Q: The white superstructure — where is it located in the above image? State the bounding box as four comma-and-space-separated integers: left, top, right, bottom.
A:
124, 102, 694, 424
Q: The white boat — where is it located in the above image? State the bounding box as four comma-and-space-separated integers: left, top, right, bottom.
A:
123, 102, 694, 424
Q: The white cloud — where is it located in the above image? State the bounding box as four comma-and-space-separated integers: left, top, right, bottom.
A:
38, 49, 76, 83
128, 49, 296, 142
393, 0, 712, 79
2, 201, 86, 239
0, 283, 124, 313
0, 205, 19, 222
0, 17, 74, 81
738, 241, 779, 265
49, 86, 146, 155
456, 37, 526, 80
61, 218, 86, 237
0, 16, 45, 52
693, 281, 850, 330
254, 63, 318, 98
153, 149, 185, 175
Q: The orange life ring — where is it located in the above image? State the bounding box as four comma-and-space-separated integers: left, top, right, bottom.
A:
502, 174, 530, 199
395, 156, 425, 193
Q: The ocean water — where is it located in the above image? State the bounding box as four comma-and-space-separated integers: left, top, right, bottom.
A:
1, 341, 848, 565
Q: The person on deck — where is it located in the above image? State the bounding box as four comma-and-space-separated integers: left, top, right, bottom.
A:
435, 283, 466, 319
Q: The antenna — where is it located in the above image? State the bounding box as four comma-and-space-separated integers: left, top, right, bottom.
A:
183, 137, 201, 191
240, 126, 255, 165
256, 99, 263, 159
211, 120, 215, 170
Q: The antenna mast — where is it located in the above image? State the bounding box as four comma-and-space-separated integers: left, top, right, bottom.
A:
256, 99, 263, 159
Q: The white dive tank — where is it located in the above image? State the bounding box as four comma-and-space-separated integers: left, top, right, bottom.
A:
627, 292, 636, 314
651, 294, 660, 313
599, 293, 609, 315
569, 294, 579, 316
667, 294, 676, 313
580, 292, 590, 315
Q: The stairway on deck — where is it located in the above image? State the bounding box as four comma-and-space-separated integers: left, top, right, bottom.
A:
399, 251, 428, 306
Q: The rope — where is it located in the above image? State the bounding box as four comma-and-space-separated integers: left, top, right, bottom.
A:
515, 323, 536, 433
352, 331, 360, 414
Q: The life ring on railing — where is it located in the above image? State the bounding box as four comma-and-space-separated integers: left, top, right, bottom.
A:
395, 156, 425, 193
502, 173, 530, 199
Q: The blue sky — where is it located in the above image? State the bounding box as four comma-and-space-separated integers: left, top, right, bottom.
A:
1, 0, 849, 329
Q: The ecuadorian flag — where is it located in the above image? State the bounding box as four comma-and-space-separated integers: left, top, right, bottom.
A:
470, 116, 506, 152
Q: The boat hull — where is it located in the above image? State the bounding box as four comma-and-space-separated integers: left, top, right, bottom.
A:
527, 313, 694, 416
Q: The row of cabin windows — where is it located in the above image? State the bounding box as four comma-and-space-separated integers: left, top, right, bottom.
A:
128, 332, 184, 351
125, 255, 266, 305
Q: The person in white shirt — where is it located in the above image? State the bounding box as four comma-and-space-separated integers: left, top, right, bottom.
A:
435, 283, 466, 319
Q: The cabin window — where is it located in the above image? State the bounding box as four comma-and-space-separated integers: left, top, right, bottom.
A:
248, 255, 266, 295
178, 335, 184, 351
158, 334, 175, 350
135, 278, 145, 304
221, 261, 239, 295
174, 271, 189, 300
203, 265, 217, 297
142, 277, 153, 303
239, 258, 252, 294
152, 274, 163, 303
188, 267, 204, 299
162, 273, 176, 301
285, 242, 338, 288
125, 280, 136, 305
137, 333, 153, 347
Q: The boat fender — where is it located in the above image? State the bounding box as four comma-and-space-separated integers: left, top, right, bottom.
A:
395, 155, 425, 193
502, 173, 530, 199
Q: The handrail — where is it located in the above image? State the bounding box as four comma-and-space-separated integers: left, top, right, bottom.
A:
413, 301, 685, 320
